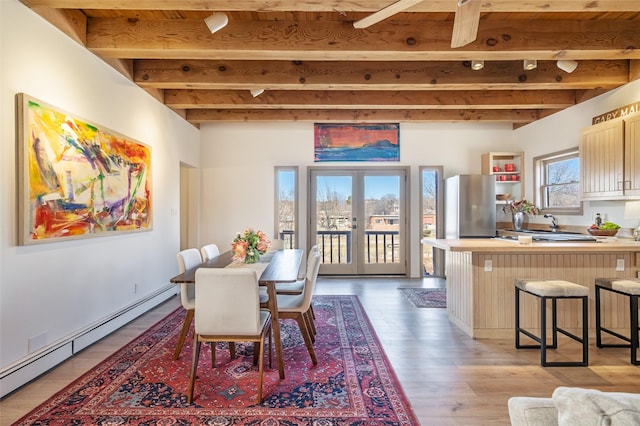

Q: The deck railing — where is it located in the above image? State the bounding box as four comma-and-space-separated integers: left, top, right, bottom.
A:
278, 230, 295, 249
279, 229, 400, 264
315, 230, 399, 264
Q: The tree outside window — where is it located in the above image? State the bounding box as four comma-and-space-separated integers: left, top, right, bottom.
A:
534, 149, 582, 214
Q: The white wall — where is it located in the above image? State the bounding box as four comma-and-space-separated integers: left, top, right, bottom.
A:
200, 82, 640, 276
513, 79, 640, 233
199, 122, 516, 277
3, 0, 639, 393
0, 0, 200, 382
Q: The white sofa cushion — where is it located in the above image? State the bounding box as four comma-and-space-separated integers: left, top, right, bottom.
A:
508, 396, 557, 426
553, 387, 640, 426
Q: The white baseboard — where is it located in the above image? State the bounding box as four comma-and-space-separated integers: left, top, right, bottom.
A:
0, 285, 177, 398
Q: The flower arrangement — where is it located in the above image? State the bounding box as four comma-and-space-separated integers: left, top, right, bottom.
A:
231, 228, 271, 263
502, 199, 540, 215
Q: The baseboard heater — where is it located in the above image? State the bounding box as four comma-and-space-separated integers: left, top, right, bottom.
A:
0, 284, 177, 398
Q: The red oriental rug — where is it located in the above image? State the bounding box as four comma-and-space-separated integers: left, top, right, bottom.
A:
15, 295, 418, 425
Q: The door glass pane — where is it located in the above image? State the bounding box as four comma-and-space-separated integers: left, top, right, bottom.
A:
364, 175, 400, 265
276, 168, 296, 248
315, 175, 353, 264
422, 169, 437, 275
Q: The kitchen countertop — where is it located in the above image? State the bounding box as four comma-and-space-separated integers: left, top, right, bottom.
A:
422, 237, 640, 253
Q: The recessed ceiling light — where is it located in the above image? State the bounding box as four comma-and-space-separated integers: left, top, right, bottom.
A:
250, 89, 265, 97
523, 59, 537, 70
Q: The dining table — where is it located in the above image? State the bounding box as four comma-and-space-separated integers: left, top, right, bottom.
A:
169, 248, 304, 380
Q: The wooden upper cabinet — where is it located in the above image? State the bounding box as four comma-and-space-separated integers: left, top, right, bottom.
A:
579, 117, 628, 200
624, 113, 640, 197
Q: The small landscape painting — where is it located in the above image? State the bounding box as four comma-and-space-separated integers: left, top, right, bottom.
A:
314, 123, 400, 162
17, 93, 152, 245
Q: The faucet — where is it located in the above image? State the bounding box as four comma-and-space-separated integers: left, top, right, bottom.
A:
544, 214, 560, 232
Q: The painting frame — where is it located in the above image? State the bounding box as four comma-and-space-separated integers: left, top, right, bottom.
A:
16, 93, 152, 245
314, 123, 400, 162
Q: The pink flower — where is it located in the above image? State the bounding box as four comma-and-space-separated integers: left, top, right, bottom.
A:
231, 228, 271, 263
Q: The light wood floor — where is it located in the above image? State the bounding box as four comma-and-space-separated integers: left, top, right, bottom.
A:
2, 277, 639, 425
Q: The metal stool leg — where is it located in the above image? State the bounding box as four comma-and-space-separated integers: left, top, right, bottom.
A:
596, 285, 603, 347
515, 286, 521, 348
540, 296, 548, 366
582, 295, 589, 365
551, 297, 558, 349
631, 294, 639, 365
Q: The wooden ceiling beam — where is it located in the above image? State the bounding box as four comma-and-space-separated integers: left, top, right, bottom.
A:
86, 19, 640, 61
164, 89, 577, 110
27, 7, 87, 45
17, 1, 639, 125
135, 59, 628, 91
185, 108, 543, 123
20, 0, 640, 13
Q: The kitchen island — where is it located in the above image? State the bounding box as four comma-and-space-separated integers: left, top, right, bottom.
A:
423, 237, 640, 339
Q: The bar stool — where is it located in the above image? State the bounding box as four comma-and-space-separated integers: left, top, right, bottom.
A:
595, 278, 640, 365
515, 279, 589, 367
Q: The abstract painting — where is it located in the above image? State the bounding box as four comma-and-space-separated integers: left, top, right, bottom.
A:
314, 123, 400, 162
17, 93, 152, 245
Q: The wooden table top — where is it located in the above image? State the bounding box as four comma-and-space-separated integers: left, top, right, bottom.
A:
169, 248, 303, 284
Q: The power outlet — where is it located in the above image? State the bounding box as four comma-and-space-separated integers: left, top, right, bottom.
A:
484, 259, 492, 272
616, 259, 625, 271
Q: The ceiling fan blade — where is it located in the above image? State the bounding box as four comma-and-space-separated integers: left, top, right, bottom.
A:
451, 0, 481, 48
353, 0, 424, 29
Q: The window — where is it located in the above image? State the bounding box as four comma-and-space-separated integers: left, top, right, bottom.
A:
274, 167, 298, 248
420, 166, 443, 277
534, 148, 582, 214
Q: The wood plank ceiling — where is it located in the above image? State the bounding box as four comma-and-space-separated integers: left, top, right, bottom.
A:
19, 1, 640, 127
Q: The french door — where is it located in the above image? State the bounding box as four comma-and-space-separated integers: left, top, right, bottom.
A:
309, 167, 407, 275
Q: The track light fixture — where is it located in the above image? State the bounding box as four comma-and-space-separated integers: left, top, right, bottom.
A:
204, 12, 228, 33
523, 59, 537, 70
250, 89, 265, 98
471, 60, 484, 70
556, 59, 578, 73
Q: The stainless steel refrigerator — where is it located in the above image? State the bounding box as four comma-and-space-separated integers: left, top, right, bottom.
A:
445, 174, 496, 238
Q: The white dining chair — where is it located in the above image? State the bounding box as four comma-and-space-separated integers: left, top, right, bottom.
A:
200, 243, 220, 262
276, 245, 319, 295
174, 248, 202, 360
188, 268, 272, 404
270, 239, 285, 250
275, 251, 321, 365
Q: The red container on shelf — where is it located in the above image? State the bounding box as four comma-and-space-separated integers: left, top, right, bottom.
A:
499, 175, 508, 181
510, 174, 519, 181
505, 163, 516, 172
492, 166, 501, 172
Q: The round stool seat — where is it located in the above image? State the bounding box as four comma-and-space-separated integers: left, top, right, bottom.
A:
595, 278, 640, 295
515, 279, 589, 297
